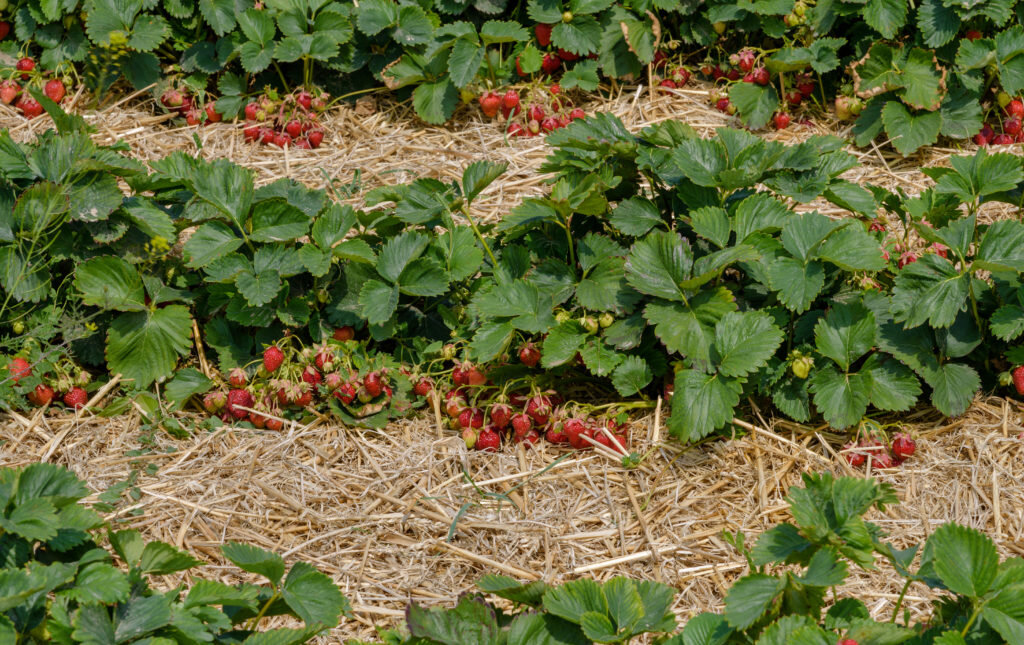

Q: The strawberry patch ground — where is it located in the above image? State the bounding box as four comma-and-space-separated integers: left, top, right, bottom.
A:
3, 84, 1024, 642
3, 396, 1023, 642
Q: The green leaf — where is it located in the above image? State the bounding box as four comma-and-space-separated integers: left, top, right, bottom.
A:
863, 354, 921, 412
114, 594, 174, 641
768, 258, 825, 313
377, 231, 428, 283
728, 82, 780, 130
809, 365, 872, 429
397, 258, 448, 296
66, 562, 131, 604
576, 258, 641, 314
236, 269, 281, 307
981, 587, 1024, 644
891, 254, 969, 328
412, 78, 458, 124
128, 14, 168, 51
106, 305, 193, 388
250, 200, 310, 242
799, 547, 848, 587
814, 302, 875, 372
690, 207, 731, 249
192, 159, 254, 228
221, 542, 286, 586
481, 20, 529, 43
282, 561, 349, 627
471, 321, 515, 362
997, 26, 1024, 96
580, 338, 623, 377
611, 356, 653, 396
0, 498, 58, 541
815, 225, 886, 271
448, 38, 484, 88
667, 370, 742, 441
198, 0, 236, 35
394, 5, 434, 44
976, 219, 1024, 272
927, 523, 998, 597
477, 575, 550, 607
358, 280, 399, 326
925, 362, 979, 417
898, 48, 946, 111
751, 524, 814, 566
863, 0, 907, 38
881, 102, 942, 156
139, 541, 202, 575
75, 256, 146, 311
713, 311, 784, 378
356, 0, 397, 35
644, 288, 736, 364
185, 579, 260, 609
991, 305, 1024, 341
610, 197, 662, 236
542, 322, 587, 367
625, 231, 693, 301
917, 0, 958, 47
407, 595, 500, 645
463, 160, 507, 203
543, 579, 607, 624
550, 16, 601, 55
602, 577, 645, 635
723, 574, 783, 630
780, 211, 841, 263
184, 221, 244, 269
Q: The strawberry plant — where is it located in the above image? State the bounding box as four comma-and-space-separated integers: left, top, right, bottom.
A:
0, 463, 351, 643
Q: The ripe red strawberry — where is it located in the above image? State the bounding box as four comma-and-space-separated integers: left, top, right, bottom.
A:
7, 357, 31, 381
509, 391, 529, 408
324, 372, 343, 392
205, 103, 222, 122
557, 48, 578, 62
302, 365, 323, 388
965, 29, 982, 41
263, 346, 284, 373
752, 67, 770, 85
265, 417, 283, 431
16, 57, 34, 80
459, 407, 485, 429
931, 243, 948, 258
464, 364, 487, 386
245, 102, 260, 120
501, 89, 520, 115
489, 403, 512, 429
898, 251, 918, 268
28, 384, 54, 406
243, 124, 260, 141
364, 371, 382, 397
0, 22, 9, 40
891, 433, 916, 459
541, 53, 561, 74
307, 130, 324, 148
1012, 366, 1024, 395
44, 78, 65, 102
445, 395, 466, 418
527, 104, 545, 122
526, 395, 552, 425
479, 91, 501, 118
185, 109, 201, 126
511, 413, 533, 435
535, 23, 553, 47
742, 73, 755, 84
314, 349, 334, 371
296, 90, 312, 110
1004, 116, 1022, 135
285, 120, 302, 137
0, 80, 20, 104
546, 424, 568, 443
871, 452, 895, 469
569, 107, 586, 121
413, 378, 433, 396
228, 368, 248, 387
726, 68, 741, 81
737, 49, 755, 72
568, 425, 594, 450
842, 442, 865, 467
333, 325, 355, 341
659, 79, 677, 89
334, 382, 357, 404
225, 388, 252, 418
272, 132, 292, 148
786, 90, 803, 106
541, 116, 558, 133
774, 112, 791, 130
295, 388, 314, 406
16, 97, 42, 119
476, 429, 501, 452
652, 50, 667, 68
63, 387, 88, 410
515, 56, 527, 77
203, 390, 226, 413
715, 98, 731, 113
672, 68, 691, 85
868, 220, 886, 232
249, 410, 266, 428
1008, 99, 1024, 117
663, 382, 674, 401
993, 133, 1015, 145
507, 122, 525, 137
519, 343, 541, 367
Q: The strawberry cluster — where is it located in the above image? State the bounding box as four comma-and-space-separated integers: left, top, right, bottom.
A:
654, 55, 691, 90
973, 95, 1024, 146
413, 342, 631, 454
478, 84, 586, 137
5, 355, 91, 411
842, 431, 916, 469
240, 88, 328, 149
200, 326, 406, 429
1, 56, 66, 119
160, 86, 223, 126
513, 22, 596, 79
702, 51, 817, 130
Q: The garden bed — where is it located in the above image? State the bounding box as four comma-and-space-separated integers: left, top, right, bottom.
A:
2, 397, 1022, 641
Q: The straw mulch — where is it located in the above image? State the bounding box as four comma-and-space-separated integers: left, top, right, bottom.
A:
2, 396, 1022, 641
0, 82, 1003, 226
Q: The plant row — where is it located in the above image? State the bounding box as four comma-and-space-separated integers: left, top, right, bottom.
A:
3, 102, 1024, 452
0, 0, 1023, 153
5, 462, 1022, 644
